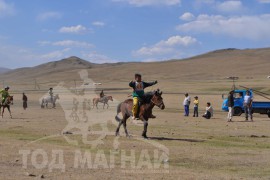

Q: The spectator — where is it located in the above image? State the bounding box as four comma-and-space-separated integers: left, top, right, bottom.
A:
227, 90, 234, 122
244, 91, 253, 121
183, 93, 191, 116
193, 96, 199, 117
202, 102, 213, 119
22, 92, 28, 110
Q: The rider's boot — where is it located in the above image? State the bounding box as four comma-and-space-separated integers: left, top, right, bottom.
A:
149, 114, 156, 118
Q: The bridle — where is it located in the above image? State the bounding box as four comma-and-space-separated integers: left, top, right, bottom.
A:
151, 96, 164, 108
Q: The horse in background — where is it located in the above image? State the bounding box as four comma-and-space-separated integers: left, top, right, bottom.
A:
92, 96, 113, 109
0, 95, 13, 118
41, 94, 60, 108
115, 89, 165, 138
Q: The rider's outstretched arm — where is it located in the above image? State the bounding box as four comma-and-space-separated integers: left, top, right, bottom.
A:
143, 80, 158, 88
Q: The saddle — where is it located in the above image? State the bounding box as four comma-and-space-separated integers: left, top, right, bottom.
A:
135, 92, 153, 118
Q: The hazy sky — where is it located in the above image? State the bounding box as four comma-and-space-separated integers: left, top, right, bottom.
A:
0, 0, 270, 68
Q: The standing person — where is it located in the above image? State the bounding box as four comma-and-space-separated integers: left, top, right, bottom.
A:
193, 96, 199, 117
202, 102, 214, 119
0, 86, 10, 104
183, 93, 191, 116
22, 92, 28, 110
244, 91, 253, 121
129, 73, 157, 120
48, 88, 53, 102
227, 90, 234, 122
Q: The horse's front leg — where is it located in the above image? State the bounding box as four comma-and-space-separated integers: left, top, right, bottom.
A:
122, 117, 130, 138
103, 102, 105, 109
115, 120, 123, 136
106, 102, 109, 109
2, 107, 4, 118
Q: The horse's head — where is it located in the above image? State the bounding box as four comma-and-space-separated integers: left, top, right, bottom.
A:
55, 94, 60, 99
108, 96, 113, 101
151, 89, 165, 110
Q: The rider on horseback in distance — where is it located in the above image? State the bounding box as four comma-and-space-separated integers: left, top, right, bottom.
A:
48, 87, 53, 102
100, 89, 105, 98
129, 73, 157, 120
0, 86, 10, 104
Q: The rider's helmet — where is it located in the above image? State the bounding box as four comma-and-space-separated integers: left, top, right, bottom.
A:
5, 86, 9, 90
49, 87, 53, 90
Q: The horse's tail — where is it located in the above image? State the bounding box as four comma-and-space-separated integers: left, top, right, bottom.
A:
92, 98, 95, 107
41, 98, 44, 108
115, 102, 122, 122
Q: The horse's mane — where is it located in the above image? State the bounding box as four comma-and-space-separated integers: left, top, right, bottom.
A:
144, 91, 154, 104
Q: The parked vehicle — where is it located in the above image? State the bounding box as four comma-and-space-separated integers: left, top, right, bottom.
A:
222, 89, 270, 118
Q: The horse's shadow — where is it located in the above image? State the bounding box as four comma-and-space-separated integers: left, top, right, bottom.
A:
149, 136, 205, 143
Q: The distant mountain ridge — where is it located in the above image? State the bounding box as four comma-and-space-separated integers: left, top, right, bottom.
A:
0, 67, 11, 74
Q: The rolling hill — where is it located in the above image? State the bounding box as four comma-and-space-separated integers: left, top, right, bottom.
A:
0, 48, 269, 91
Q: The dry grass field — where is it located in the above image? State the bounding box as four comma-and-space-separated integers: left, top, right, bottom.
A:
0, 48, 270, 179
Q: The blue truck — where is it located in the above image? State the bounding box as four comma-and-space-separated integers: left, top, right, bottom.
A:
222, 89, 270, 118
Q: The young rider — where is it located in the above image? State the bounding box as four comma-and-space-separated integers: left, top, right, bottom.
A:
0, 86, 10, 104
129, 73, 157, 120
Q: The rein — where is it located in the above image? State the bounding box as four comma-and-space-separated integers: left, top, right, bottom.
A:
151, 99, 164, 107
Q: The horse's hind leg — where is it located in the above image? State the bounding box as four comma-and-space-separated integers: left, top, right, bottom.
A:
142, 120, 149, 139
122, 118, 130, 137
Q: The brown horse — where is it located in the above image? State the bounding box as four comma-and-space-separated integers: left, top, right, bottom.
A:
115, 89, 165, 138
92, 96, 113, 109
0, 95, 13, 118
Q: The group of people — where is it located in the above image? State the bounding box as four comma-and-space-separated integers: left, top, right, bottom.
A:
183, 93, 214, 119
182, 89, 253, 121
227, 90, 253, 122
0, 86, 28, 110
0, 74, 254, 122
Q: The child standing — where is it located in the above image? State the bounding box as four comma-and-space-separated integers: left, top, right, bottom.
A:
193, 96, 199, 117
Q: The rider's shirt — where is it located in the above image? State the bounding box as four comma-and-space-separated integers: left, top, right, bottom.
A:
129, 81, 156, 98
49, 90, 53, 97
0, 89, 9, 100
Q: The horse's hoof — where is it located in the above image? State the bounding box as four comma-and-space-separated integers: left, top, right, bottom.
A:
126, 134, 131, 138
142, 134, 148, 139
142, 136, 149, 139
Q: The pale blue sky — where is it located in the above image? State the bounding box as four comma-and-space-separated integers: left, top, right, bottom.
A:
0, 0, 270, 68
